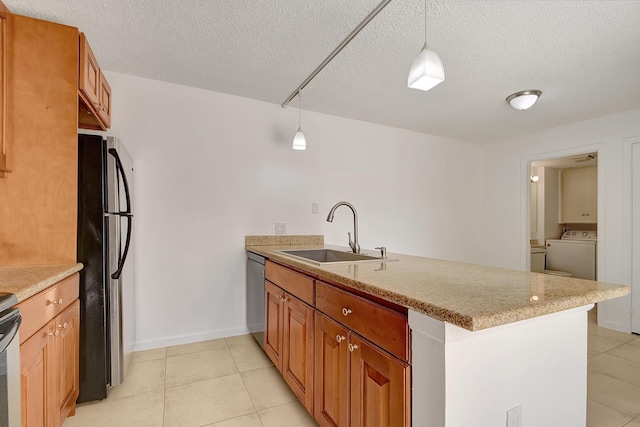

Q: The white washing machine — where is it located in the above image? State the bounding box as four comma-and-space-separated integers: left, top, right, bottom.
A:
546, 231, 597, 280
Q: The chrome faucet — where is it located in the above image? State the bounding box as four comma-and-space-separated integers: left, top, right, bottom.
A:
326, 201, 360, 254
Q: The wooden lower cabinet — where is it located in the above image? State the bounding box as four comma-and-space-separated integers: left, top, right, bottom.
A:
54, 300, 80, 425
350, 334, 411, 427
315, 312, 350, 427
264, 281, 284, 370
264, 279, 314, 413
18, 274, 80, 427
315, 312, 411, 427
262, 262, 411, 426
20, 326, 49, 427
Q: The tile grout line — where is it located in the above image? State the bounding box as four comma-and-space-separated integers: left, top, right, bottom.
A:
226, 337, 262, 422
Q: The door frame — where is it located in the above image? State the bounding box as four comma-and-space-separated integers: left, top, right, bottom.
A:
623, 137, 640, 334
520, 145, 601, 273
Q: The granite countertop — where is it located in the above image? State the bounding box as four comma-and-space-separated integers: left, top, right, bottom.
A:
0, 263, 84, 302
245, 236, 629, 331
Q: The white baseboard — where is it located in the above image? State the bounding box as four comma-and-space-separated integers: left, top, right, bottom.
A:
133, 326, 251, 351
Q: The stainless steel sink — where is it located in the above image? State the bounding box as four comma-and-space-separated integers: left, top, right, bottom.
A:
278, 249, 395, 264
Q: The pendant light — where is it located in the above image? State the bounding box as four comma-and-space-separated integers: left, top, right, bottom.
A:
506, 90, 542, 110
408, 0, 445, 91
292, 91, 306, 150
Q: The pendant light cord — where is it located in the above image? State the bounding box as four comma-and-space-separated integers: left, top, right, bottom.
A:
424, 0, 427, 43
298, 91, 302, 127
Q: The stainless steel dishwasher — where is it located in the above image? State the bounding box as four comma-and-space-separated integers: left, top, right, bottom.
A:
246, 251, 266, 348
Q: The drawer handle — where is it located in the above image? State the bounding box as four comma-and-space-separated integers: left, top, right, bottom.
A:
348, 343, 359, 352
336, 335, 346, 343
342, 308, 352, 317
47, 298, 63, 306
58, 322, 68, 329
48, 330, 60, 337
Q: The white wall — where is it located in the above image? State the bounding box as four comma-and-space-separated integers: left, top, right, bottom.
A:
104, 72, 483, 350
480, 108, 640, 332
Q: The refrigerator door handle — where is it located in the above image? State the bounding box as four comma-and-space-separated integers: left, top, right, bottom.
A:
111, 214, 132, 280
107, 147, 132, 214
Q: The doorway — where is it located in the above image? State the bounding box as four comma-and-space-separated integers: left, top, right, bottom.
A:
528, 153, 598, 276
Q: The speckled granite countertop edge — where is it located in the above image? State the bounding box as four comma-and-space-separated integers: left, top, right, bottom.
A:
246, 238, 629, 332
0, 263, 84, 302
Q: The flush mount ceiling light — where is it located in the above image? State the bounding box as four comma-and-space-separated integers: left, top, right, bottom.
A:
292, 91, 306, 151
408, 0, 445, 91
506, 90, 542, 110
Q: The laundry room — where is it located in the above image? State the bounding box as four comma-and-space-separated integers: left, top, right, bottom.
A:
529, 152, 598, 279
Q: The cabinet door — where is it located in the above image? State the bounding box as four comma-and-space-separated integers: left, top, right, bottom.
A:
96, 70, 111, 128
79, 33, 100, 109
314, 313, 350, 427
282, 294, 314, 413
585, 166, 597, 222
20, 326, 53, 427
54, 300, 80, 424
561, 168, 586, 223
350, 334, 411, 427
264, 280, 284, 371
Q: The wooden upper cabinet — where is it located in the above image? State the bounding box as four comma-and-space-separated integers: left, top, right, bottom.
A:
0, 1, 11, 177
78, 32, 111, 130
97, 70, 111, 128
560, 166, 597, 224
79, 33, 99, 108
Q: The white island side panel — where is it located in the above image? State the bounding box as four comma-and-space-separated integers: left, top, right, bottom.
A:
410, 305, 592, 427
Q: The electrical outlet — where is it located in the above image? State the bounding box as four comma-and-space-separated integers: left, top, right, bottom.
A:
506, 405, 522, 427
312, 203, 319, 214
275, 223, 287, 234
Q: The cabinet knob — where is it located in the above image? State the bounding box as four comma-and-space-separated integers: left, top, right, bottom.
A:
342, 308, 352, 317
336, 335, 346, 343
47, 298, 63, 305
348, 343, 359, 352
48, 330, 60, 337
281, 296, 288, 303
57, 322, 68, 329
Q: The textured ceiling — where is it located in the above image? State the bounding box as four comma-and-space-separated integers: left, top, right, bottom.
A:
6, 0, 640, 143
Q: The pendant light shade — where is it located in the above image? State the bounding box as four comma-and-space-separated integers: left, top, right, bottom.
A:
408, 0, 444, 92
408, 42, 445, 91
506, 90, 542, 110
292, 127, 306, 150
292, 91, 306, 150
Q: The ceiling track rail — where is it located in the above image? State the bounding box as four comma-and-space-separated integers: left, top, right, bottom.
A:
281, 0, 394, 108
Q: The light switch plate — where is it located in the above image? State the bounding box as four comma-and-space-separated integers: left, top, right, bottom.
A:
275, 223, 287, 234
312, 203, 319, 214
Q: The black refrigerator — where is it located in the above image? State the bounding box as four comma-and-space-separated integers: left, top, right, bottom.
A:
77, 134, 135, 403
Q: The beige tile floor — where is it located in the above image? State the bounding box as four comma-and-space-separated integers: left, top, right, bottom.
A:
63, 334, 318, 427
62, 311, 640, 427
587, 309, 640, 427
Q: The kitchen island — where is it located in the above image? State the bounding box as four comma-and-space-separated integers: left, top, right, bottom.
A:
246, 235, 628, 427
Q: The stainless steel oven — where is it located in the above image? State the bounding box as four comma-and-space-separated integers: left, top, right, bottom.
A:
0, 293, 21, 427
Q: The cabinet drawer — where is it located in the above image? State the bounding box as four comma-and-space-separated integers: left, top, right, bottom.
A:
17, 273, 80, 344
265, 261, 314, 306
316, 281, 409, 361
